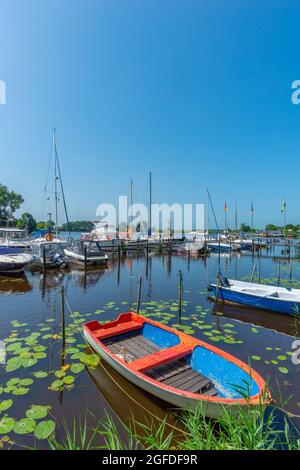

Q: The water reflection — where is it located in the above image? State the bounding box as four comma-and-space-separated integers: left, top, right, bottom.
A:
0, 273, 32, 294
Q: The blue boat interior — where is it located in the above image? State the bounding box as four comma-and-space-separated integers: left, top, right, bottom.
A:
100, 321, 260, 399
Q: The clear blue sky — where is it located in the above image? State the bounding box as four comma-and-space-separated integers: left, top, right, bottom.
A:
0, 0, 300, 228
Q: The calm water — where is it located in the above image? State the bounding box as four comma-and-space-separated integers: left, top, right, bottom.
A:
0, 247, 299, 448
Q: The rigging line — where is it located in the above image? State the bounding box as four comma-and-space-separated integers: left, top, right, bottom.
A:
54, 144, 70, 235
63, 295, 190, 437
206, 189, 219, 232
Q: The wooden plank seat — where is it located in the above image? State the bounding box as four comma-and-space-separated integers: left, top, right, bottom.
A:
130, 344, 192, 372
94, 321, 141, 341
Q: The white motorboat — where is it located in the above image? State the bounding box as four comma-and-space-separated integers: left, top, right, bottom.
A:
64, 240, 109, 266
0, 247, 33, 274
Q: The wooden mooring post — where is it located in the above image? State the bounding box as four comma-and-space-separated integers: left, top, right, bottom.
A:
136, 276, 142, 314
61, 285, 66, 349
178, 270, 183, 318
43, 245, 46, 276
277, 261, 281, 285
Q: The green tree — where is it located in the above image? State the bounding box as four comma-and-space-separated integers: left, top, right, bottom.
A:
265, 224, 279, 231
240, 223, 252, 233
0, 183, 24, 224
16, 212, 37, 233
36, 221, 47, 229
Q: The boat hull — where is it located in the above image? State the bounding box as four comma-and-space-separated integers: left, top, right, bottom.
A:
212, 285, 300, 315
84, 330, 242, 417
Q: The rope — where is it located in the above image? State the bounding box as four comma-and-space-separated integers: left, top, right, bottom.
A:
63, 295, 189, 437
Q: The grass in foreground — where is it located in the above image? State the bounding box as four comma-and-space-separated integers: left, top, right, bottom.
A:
47, 403, 300, 451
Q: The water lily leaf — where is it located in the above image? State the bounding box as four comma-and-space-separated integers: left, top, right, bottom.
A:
6, 378, 20, 387
251, 355, 261, 361
54, 370, 66, 379
33, 352, 47, 359
6, 343, 22, 352
5, 357, 22, 372
49, 380, 64, 391
33, 371, 48, 379
63, 375, 75, 385
70, 363, 85, 374
12, 387, 29, 396
277, 355, 287, 361
19, 378, 33, 386
13, 418, 36, 435
34, 420, 55, 440
278, 367, 289, 374
80, 354, 100, 367
22, 358, 38, 368
26, 405, 49, 420
0, 417, 14, 434
0, 400, 13, 412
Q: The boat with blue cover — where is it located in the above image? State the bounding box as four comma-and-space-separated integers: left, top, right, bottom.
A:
83, 312, 271, 416
210, 278, 300, 316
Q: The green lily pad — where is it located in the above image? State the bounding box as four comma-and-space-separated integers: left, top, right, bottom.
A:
19, 378, 33, 386
22, 358, 38, 368
251, 355, 261, 361
70, 363, 85, 374
5, 357, 22, 372
0, 400, 13, 412
0, 416, 15, 434
54, 370, 66, 379
33, 371, 48, 379
34, 420, 55, 440
13, 418, 36, 435
26, 405, 49, 420
12, 387, 30, 396
278, 367, 289, 374
50, 380, 64, 391
63, 375, 75, 385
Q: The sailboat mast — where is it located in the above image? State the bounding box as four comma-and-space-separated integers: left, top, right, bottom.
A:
52, 128, 58, 237
148, 172, 152, 237
235, 202, 238, 232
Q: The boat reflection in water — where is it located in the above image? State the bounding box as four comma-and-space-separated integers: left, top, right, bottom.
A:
88, 361, 185, 442
0, 273, 33, 294
211, 301, 298, 337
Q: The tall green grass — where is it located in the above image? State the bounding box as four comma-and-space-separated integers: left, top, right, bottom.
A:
47, 404, 300, 450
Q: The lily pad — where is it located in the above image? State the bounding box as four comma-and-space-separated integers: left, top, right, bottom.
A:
70, 363, 85, 374
13, 418, 36, 435
34, 420, 56, 440
0, 417, 15, 434
0, 400, 13, 412
278, 367, 289, 374
26, 405, 49, 420
33, 371, 48, 379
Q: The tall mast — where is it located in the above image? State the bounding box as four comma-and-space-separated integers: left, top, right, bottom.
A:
148, 172, 152, 237
128, 178, 133, 235
52, 128, 58, 237
235, 202, 238, 232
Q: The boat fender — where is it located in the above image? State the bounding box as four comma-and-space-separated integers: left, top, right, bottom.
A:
46, 233, 54, 242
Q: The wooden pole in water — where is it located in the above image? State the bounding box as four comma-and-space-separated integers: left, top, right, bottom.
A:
277, 261, 281, 285
215, 271, 220, 315
258, 249, 261, 284
136, 276, 142, 314
61, 285, 66, 348
84, 245, 87, 271
289, 261, 293, 281
178, 270, 183, 318
43, 244, 46, 276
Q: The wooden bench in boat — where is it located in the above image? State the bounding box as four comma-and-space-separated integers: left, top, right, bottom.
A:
93, 321, 142, 341
129, 344, 192, 372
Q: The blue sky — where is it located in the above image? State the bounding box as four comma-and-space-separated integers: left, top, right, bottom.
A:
0, 0, 300, 228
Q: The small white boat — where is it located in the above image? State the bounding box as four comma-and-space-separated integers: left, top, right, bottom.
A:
0, 227, 30, 249
29, 241, 68, 269
0, 247, 33, 274
211, 278, 300, 316
64, 240, 109, 267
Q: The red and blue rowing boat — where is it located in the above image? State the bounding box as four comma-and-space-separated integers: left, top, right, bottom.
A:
83, 312, 272, 417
